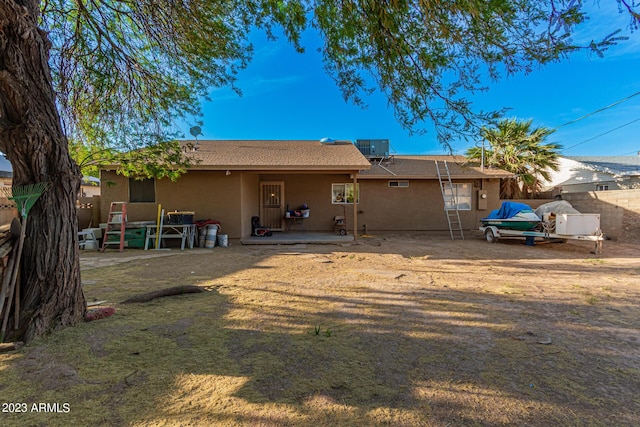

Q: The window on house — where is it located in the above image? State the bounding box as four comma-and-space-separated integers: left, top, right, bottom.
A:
129, 178, 155, 203
332, 183, 359, 204
595, 184, 609, 191
388, 181, 409, 188
444, 183, 472, 210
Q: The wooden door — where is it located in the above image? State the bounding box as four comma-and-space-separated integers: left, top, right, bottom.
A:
260, 181, 284, 231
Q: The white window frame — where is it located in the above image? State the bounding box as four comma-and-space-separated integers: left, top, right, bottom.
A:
388, 180, 409, 188
445, 183, 472, 210
595, 184, 609, 191
332, 183, 359, 204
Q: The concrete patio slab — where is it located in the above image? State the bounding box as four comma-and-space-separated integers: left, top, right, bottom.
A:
240, 231, 355, 245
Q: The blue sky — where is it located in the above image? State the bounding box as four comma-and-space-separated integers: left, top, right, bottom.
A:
183, 5, 640, 157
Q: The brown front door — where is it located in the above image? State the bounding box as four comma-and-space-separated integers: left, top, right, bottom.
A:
260, 181, 284, 231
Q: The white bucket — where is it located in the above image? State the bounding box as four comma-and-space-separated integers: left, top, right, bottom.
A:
205, 225, 218, 248
217, 234, 228, 248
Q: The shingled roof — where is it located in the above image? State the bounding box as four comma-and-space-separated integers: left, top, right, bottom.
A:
539, 156, 640, 190
565, 156, 640, 177
357, 155, 513, 179
181, 140, 371, 171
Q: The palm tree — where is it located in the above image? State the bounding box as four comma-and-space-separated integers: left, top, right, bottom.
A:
466, 118, 560, 199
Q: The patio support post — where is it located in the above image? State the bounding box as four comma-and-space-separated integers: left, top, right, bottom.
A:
352, 173, 358, 241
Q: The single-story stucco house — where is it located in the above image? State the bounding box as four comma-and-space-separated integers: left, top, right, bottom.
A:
99, 140, 512, 240
542, 156, 640, 194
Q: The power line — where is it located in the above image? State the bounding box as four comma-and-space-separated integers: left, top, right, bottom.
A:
562, 116, 640, 151
557, 91, 640, 128
615, 149, 640, 156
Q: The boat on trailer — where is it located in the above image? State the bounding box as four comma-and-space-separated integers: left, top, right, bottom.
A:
480, 202, 541, 231
480, 201, 604, 254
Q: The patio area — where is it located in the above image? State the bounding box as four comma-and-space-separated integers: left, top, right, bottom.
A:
240, 231, 355, 245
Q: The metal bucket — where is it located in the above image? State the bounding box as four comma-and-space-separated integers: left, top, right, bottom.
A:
198, 227, 207, 248
217, 234, 228, 248
205, 225, 218, 248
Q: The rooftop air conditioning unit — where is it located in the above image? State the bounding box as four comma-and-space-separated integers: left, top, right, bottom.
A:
355, 139, 389, 158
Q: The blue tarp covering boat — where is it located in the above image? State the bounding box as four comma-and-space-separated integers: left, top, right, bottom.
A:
481, 202, 541, 230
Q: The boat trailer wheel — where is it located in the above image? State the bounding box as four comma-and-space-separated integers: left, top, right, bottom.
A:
484, 228, 497, 243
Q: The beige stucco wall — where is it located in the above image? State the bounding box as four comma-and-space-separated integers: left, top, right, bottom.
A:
483, 179, 504, 213
158, 171, 243, 237
504, 191, 640, 242
358, 178, 502, 231
100, 171, 155, 222
100, 170, 245, 237
258, 173, 354, 232
100, 170, 360, 238
561, 189, 640, 242
240, 173, 260, 237
100, 170, 504, 237
256, 174, 503, 233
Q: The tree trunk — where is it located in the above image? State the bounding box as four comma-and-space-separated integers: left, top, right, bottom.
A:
0, 1, 85, 342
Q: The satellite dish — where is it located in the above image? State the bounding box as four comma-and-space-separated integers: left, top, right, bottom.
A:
189, 126, 202, 139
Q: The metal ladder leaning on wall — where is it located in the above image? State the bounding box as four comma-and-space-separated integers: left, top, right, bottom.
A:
435, 161, 464, 240
101, 202, 127, 252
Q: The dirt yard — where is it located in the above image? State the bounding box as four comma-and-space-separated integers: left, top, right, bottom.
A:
1, 232, 639, 426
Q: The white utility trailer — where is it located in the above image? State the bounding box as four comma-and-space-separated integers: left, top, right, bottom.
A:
480, 213, 604, 254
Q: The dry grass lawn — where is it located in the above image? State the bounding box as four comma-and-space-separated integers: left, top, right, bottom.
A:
1, 233, 639, 426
